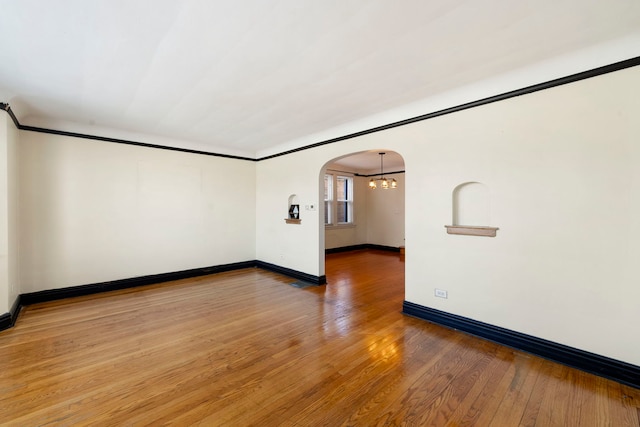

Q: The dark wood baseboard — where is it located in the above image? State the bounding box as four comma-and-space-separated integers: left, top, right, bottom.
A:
20, 261, 257, 306
402, 301, 640, 390
255, 260, 326, 285
0, 313, 11, 331
325, 244, 401, 254
0, 260, 325, 332
325, 244, 369, 254
0, 295, 22, 332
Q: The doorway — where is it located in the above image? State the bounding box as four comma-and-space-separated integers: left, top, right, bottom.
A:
319, 150, 405, 278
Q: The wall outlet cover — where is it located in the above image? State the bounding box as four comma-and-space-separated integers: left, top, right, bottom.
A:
435, 289, 448, 299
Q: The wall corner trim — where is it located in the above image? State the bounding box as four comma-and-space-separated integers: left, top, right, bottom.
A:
0, 296, 22, 332
402, 301, 640, 390
0, 103, 21, 129
255, 260, 326, 285
0, 313, 11, 331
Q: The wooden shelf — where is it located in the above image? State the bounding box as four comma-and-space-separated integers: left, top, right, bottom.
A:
445, 225, 498, 237
285, 218, 301, 225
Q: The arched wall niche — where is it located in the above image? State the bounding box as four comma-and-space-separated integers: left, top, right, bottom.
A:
446, 181, 499, 237
285, 194, 301, 224
452, 182, 489, 226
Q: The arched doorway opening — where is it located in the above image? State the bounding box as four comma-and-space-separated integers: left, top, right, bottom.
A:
319, 150, 406, 281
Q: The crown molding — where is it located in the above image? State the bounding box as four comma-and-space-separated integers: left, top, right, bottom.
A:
3, 56, 639, 162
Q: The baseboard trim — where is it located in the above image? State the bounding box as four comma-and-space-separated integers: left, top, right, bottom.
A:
367, 244, 401, 253
325, 244, 369, 254
0, 313, 11, 331
255, 260, 326, 285
20, 261, 256, 306
325, 244, 401, 254
402, 301, 640, 390
0, 296, 22, 332
2, 260, 325, 332
9, 295, 21, 326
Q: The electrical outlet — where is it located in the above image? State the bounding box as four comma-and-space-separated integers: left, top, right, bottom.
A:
434, 289, 448, 299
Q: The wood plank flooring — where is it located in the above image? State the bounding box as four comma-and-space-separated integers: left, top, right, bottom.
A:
1, 249, 639, 426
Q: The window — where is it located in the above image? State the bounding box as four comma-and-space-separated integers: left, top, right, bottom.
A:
324, 174, 354, 225
324, 174, 333, 225
336, 176, 352, 223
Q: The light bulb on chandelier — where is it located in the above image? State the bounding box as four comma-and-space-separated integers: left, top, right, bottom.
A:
369, 152, 398, 190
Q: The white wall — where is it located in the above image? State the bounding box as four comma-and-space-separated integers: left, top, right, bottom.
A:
5, 61, 640, 369
7, 114, 19, 310
0, 113, 9, 312
255, 148, 324, 275
366, 173, 405, 247
324, 225, 361, 250
18, 132, 256, 293
402, 66, 640, 365
0, 112, 19, 313
256, 65, 640, 366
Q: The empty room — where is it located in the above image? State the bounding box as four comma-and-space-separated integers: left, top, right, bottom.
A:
1, 1, 640, 425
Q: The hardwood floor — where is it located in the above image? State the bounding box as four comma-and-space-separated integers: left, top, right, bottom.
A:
1, 249, 638, 426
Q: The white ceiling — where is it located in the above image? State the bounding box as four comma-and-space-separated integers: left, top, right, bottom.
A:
330, 151, 405, 174
1, 0, 640, 164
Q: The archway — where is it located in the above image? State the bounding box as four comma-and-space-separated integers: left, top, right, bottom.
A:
318, 150, 406, 280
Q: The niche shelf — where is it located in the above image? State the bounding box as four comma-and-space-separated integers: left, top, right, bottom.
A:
445, 225, 499, 237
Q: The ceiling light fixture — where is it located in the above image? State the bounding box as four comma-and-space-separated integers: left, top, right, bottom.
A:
369, 152, 398, 190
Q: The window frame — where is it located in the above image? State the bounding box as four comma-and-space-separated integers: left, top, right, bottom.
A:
324, 173, 354, 226
324, 173, 333, 226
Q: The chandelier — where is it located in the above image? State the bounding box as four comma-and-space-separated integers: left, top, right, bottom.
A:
369, 152, 397, 189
